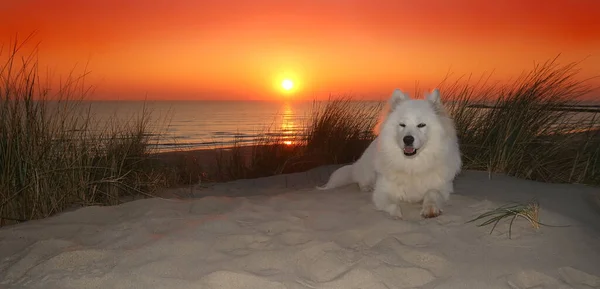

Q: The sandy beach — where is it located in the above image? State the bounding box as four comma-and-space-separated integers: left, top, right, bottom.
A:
1, 165, 599, 289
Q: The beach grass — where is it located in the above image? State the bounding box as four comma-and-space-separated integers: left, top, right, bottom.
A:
443, 57, 600, 185
303, 96, 382, 164
466, 198, 571, 239
208, 97, 382, 182
466, 199, 542, 239
0, 38, 162, 225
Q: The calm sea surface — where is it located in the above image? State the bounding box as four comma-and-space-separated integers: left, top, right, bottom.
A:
83, 101, 351, 152
79, 100, 600, 153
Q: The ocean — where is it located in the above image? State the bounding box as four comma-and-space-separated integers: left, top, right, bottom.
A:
80, 100, 600, 153
84, 100, 345, 152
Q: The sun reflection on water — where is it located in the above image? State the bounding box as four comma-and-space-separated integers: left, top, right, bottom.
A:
280, 103, 297, 146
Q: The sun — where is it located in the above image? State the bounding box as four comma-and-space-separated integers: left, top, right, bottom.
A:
281, 79, 294, 91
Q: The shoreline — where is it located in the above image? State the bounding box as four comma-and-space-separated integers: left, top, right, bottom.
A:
148, 123, 600, 157
143, 103, 600, 157
149, 126, 600, 183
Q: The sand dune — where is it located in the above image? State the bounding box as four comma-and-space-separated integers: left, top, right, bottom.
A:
1, 166, 599, 289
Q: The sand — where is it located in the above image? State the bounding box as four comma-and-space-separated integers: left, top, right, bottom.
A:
1, 165, 599, 289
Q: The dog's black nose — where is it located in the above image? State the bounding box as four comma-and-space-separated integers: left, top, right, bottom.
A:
403, 135, 414, 146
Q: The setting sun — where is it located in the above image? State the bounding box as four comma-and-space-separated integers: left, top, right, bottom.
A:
282, 79, 294, 91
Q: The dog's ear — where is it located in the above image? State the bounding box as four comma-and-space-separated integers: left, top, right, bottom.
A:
389, 89, 409, 108
426, 88, 442, 107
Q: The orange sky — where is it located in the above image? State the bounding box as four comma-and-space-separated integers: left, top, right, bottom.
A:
1, 0, 600, 101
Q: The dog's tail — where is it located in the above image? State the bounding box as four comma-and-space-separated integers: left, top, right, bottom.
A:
316, 165, 354, 190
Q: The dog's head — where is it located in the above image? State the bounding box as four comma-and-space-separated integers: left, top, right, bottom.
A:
382, 88, 446, 157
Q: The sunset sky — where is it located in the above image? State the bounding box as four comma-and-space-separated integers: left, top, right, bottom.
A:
1, 0, 599, 101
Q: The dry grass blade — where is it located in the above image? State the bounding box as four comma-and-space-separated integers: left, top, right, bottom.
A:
467, 199, 569, 239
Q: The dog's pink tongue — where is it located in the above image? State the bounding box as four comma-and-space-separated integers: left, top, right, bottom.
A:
404, 147, 415, 154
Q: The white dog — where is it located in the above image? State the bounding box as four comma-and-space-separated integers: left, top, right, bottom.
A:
317, 89, 462, 219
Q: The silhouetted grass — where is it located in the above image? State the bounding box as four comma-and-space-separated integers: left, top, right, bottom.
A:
209, 97, 382, 182
0, 38, 163, 226
304, 96, 382, 164
443, 57, 600, 185
213, 137, 302, 181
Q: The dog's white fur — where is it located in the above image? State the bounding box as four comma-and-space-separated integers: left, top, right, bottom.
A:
317, 88, 462, 219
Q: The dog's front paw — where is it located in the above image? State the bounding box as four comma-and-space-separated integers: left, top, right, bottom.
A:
421, 203, 442, 219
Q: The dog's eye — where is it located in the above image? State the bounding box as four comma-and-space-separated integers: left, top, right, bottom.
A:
417, 123, 426, 128
399, 123, 406, 127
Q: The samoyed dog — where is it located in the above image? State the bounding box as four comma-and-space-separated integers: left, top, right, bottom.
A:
317, 88, 462, 219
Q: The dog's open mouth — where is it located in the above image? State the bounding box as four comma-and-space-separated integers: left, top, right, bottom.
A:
403, 146, 417, 156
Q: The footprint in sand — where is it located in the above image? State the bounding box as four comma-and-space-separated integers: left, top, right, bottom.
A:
198, 220, 252, 237
506, 270, 565, 289
213, 234, 272, 255
255, 220, 297, 236
316, 268, 388, 289
279, 231, 313, 246
434, 214, 464, 226
393, 232, 435, 247
362, 221, 420, 248
435, 280, 508, 289
369, 236, 413, 267
2, 239, 76, 282
294, 242, 362, 283
199, 270, 286, 289
26, 249, 116, 277
374, 266, 436, 288
399, 249, 451, 277
333, 229, 368, 249
305, 212, 348, 231
369, 235, 450, 277
558, 267, 600, 288
233, 251, 293, 276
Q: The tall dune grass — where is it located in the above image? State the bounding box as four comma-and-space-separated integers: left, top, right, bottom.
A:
443, 57, 600, 184
304, 96, 382, 164
213, 136, 302, 181
209, 97, 383, 181
0, 40, 162, 226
